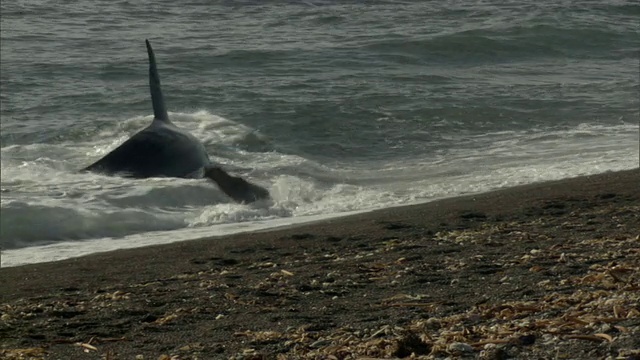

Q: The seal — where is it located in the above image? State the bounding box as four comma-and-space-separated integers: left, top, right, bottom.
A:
83, 40, 269, 203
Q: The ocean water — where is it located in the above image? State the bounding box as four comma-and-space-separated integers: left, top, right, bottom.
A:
1, 0, 638, 267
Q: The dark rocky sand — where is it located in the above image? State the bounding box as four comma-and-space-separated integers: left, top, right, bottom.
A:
1, 169, 639, 360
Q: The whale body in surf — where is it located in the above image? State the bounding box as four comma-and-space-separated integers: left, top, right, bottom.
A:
83, 39, 269, 204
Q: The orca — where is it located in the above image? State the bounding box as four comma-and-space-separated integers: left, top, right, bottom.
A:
84, 39, 269, 203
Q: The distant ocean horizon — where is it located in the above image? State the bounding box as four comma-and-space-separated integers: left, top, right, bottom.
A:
1, 0, 638, 267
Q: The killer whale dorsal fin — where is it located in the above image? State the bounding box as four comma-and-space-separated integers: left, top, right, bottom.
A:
145, 39, 170, 123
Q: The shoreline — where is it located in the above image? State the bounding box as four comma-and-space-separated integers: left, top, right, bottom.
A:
2, 169, 637, 270
1, 168, 639, 359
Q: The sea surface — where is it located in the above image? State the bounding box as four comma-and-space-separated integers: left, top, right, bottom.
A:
1, 0, 638, 267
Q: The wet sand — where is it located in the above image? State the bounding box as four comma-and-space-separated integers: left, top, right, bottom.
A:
1, 169, 639, 359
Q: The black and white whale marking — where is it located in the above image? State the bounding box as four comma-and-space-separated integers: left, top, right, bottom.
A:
84, 39, 269, 204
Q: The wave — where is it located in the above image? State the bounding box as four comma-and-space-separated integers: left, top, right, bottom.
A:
361, 24, 635, 64
1, 110, 636, 251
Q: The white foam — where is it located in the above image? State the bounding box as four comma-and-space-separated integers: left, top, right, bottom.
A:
1, 115, 638, 268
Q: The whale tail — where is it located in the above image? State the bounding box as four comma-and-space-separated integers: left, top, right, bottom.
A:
204, 166, 270, 203
146, 39, 170, 123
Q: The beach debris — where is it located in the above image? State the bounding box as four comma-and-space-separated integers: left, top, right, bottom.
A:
0, 347, 47, 359
154, 311, 182, 325
234, 330, 283, 344
92, 290, 130, 302
75, 341, 98, 352
280, 269, 295, 276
